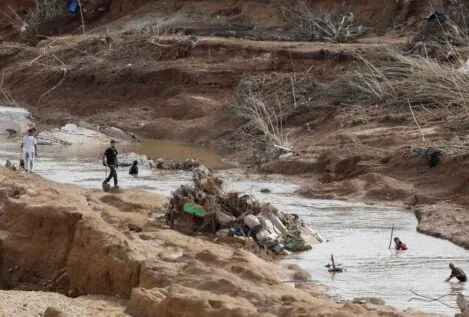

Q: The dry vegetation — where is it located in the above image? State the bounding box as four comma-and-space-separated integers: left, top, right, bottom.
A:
226, 72, 320, 165
281, 2, 367, 42
347, 50, 469, 116
25, 0, 67, 28
229, 76, 291, 150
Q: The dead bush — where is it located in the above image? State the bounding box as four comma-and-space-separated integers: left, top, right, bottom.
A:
229, 76, 291, 151
281, 3, 367, 42
349, 51, 469, 111
225, 73, 321, 165
25, 0, 68, 30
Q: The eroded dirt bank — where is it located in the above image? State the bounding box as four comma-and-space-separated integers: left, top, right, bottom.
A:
1, 0, 469, 275
0, 167, 438, 317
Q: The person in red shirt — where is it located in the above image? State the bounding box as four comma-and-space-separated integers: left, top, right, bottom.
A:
394, 237, 408, 250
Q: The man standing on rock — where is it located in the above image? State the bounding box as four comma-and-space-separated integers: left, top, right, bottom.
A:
21, 128, 37, 172
102, 140, 119, 189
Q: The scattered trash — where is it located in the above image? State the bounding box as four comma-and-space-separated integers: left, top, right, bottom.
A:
412, 147, 443, 168
326, 254, 345, 273
154, 157, 200, 171
165, 166, 322, 255
5, 129, 17, 137
279, 152, 294, 159
424, 11, 447, 23
457, 58, 469, 74
68, 0, 79, 13
5, 160, 17, 171
183, 203, 205, 217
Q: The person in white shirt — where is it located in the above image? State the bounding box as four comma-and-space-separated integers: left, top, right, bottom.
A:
21, 128, 37, 172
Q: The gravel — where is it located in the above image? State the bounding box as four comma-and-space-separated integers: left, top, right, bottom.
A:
0, 291, 130, 317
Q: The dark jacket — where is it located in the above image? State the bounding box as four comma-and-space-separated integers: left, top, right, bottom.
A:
129, 164, 138, 175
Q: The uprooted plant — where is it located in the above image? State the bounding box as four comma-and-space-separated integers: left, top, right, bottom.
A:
24, 0, 68, 33
229, 85, 291, 151
226, 72, 320, 166
281, 2, 367, 42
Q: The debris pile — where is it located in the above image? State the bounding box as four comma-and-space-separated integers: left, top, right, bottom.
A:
154, 158, 201, 171
117, 153, 153, 168
411, 147, 443, 168
165, 166, 322, 255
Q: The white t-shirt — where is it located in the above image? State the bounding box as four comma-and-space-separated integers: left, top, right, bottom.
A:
22, 135, 37, 152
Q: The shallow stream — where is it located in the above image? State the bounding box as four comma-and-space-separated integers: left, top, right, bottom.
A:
0, 138, 468, 316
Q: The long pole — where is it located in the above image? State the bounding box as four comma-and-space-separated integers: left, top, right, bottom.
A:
77, 0, 86, 34
388, 225, 394, 249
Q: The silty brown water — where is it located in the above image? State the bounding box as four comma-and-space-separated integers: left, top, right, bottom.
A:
0, 138, 467, 316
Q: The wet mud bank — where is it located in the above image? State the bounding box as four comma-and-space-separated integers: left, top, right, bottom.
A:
0, 166, 440, 317
0, 138, 468, 316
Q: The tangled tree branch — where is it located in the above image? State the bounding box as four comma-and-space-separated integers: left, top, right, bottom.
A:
281, 3, 367, 42
408, 290, 458, 309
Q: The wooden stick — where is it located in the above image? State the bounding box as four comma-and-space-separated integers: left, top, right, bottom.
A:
388, 225, 394, 249
77, 0, 86, 34
407, 100, 425, 142
331, 254, 336, 270
273, 144, 293, 152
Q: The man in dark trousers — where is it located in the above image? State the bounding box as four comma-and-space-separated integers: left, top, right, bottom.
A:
446, 263, 467, 282
102, 140, 119, 188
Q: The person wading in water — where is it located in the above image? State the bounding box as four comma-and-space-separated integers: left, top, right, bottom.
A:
102, 140, 119, 188
21, 128, 37, 172
394, 237, 408, 250
446, 263, 467, 282
129, 160, 139, 175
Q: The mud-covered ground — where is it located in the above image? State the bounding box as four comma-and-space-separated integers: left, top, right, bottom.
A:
1, 0, 469, 301
1, 1, 469, 316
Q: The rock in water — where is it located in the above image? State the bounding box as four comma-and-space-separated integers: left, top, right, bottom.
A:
117, 152, 152, 167
0, 106, 32, 135
101, 127, 135, 141
457, 293, 468, 312
77, 121, 98, 131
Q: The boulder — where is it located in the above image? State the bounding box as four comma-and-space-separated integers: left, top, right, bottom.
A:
36, 124, 138, 146
125, 287, 167, 317
43, 307, 69, 317
101, 127, 135, 142
0, 106, 32, 135
77, 121, 98, 131
118, 152, 152, 168
352, 297, 385, 306
153, 285, 261, 317
36, 124, 102, 145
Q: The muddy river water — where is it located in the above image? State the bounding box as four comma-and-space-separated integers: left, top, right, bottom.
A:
0, 138, 468, 316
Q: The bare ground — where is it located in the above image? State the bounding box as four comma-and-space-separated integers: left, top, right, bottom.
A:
0, 1, 469, 314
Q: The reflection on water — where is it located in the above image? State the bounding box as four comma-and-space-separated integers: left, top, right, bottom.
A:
1, 136, 232, 170
227, 184, 469, 316
133, 139, 234, 170
0, 140, 468, 316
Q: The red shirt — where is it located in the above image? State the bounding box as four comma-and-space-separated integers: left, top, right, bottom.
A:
397, 241, 408, 250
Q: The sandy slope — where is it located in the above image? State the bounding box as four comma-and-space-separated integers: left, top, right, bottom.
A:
0, 167, 441, 317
